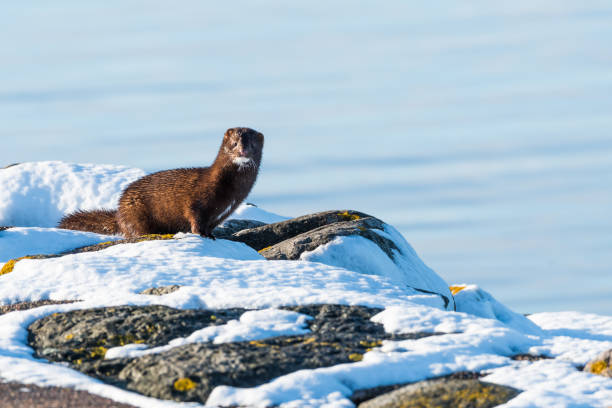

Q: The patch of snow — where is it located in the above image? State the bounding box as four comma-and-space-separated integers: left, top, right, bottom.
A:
484, 359, 612, 407
228, 203, 289, 224
0, 227, 120, 263
527, 311, 612, 365
0, 161, 144, 228
300, 226, 453, 309
0, 233, 442, 309
453, 284, 543, 335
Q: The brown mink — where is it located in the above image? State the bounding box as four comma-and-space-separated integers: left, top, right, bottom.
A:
58, 127, 263, 238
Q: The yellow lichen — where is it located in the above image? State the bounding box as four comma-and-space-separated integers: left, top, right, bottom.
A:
75, 359, 82, 365
65, 334, 74, 340
1, 255, 37, 275
258, 246, 273, 253
138, 234, 175, 241
89, 346, 107, 359
449, 285, 467, 295
249, 340, 268, 347
338, 211, 360, 221
348, 353, 363, 362
359, 340, 382, 348
210, 315, 217, 321
589, 360, 608, 375
173, 377, 196, 392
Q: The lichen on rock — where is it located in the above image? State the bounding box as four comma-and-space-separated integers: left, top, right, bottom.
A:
356, 378, 520, 408
28, 304, 438, 404
584, 349, 612, 377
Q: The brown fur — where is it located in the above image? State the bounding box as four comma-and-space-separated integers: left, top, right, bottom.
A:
58, 209, 120, 235
58, 127, 263, 238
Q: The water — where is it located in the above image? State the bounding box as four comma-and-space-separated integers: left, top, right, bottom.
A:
2, 1, 611, 314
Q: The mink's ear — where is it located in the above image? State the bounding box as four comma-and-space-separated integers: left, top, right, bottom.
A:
257, 132, 264, 145
224, 128, 234, 141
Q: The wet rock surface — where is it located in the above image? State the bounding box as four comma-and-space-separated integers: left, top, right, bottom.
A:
583, 348, 612, 377
28, 304, 437, 404
357, 378, 520, 408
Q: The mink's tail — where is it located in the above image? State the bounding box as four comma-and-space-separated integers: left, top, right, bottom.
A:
58, 209, 120, 235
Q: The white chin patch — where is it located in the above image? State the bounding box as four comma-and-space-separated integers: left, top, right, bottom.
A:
233, 157, 253, 167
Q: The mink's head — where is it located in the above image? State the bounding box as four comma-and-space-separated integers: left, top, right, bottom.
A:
222, 127, 264, 170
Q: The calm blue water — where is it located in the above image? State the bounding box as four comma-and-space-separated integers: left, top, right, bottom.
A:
2, 1, 611, 314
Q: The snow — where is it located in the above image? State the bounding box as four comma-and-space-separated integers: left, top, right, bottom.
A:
0, 161, 144, 228
228, 203, 289, 224
0, 161, 611, 407
0, 227, 120, 263
301, 230, 453, 308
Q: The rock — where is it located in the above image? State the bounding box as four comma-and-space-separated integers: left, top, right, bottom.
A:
511, 354, 551, 362
0, 300, 79, 316
227, 210, 372, 251
212, 219, 266, 239
357, 378, 520, 408
28, 305, 245, 366
583, 349, 612, 377
0, 226, 10, 232
139, 285, 181, 296
259, 214, 398, 261
351, 371, 483, 405
28, 304, 437, 404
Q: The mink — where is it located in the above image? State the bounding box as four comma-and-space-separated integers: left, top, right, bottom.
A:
58, 127, 263, 238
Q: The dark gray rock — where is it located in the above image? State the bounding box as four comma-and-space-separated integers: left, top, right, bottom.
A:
0, 226, 11, 232
511, 354, 551, 362
212, 219, 267, 240
139, 285, 181, 296
28, 305, 245, 366
0, 300, 79, 316
256, 212, 398, 260
226, 210, 372, 252
351, 371, 483, 406
357, 378, 520, 408
583, 349, 612, 377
